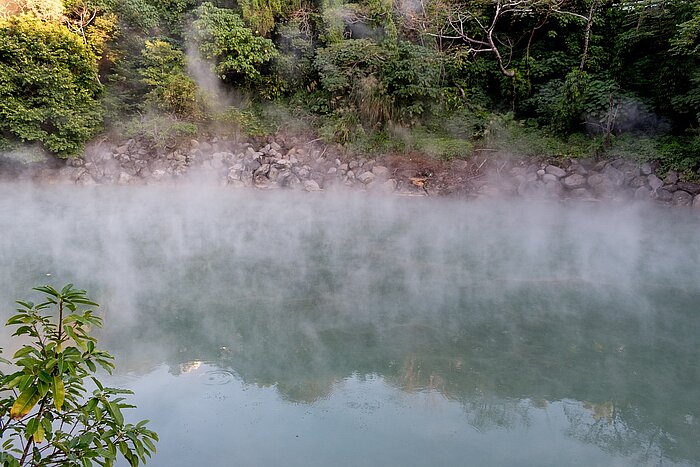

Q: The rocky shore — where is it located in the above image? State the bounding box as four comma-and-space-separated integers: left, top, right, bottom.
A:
4, 134, 700, 207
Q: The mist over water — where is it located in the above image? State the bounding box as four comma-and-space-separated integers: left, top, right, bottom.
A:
1, 183, 699, 466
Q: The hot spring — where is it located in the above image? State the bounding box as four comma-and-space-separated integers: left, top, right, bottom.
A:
1, 184, 698, 466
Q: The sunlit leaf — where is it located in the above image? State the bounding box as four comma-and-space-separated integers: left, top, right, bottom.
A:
53, 375, 65, 411
10, 385, 41, 419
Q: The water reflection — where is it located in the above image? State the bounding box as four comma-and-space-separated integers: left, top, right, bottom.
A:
0, 186, 699, 465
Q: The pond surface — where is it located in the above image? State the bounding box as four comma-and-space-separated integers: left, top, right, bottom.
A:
0, 185, 699, 466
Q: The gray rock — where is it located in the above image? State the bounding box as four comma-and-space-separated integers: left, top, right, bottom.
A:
571, 164, 588, 176
228, 180, 246, 188
254, 163, 270, 177
677, 182, 700, 195
664, 171, 679, 185
640, 162, 653, 175
276, 158, 293, 168
517, 180, 545, 197
647, 174, 663, 191
545, 165, 567, 178
303, 180, 321, 192
327, 167, 337, 175
563, 173, 587, 189
664, 184, 679, 193
76, 172, 96, 185
655, 189, 673, 202
672, 190, 693, 206
693, 194, 700, 208
544, 180, 563, 196
587, 173, 605, 188
383, 179, 397, 192
117, 172, 132, 185
634, 186, 651, 199
537, 169, 546, 177
630, 176, 648, 188
358, 171, 376, 184
348, 160, 360, 170
227, 168, 241, 182
542, 173, 559, 183
603, 165, 625, 186
569, 188, 592, 198
372, 166, 390, 178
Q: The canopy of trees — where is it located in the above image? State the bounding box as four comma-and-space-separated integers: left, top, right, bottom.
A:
0, 0, 698, 169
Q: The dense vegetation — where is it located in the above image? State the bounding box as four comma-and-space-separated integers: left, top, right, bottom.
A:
0, 0, 698, 174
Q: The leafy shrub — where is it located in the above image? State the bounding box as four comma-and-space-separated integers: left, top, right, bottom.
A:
409, 130, 473, 160
121, 114, 198, 147
314, 39, 441, 126
140, 39, 203, 118
190, 3, 278, 87
0, 16, 103, 157
213, 106, 279, 137
0, 284, 158, 466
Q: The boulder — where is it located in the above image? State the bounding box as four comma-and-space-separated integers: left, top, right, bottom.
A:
545, 165, 567, 178
664, 171, 679, 185
544, 180, 563, 197
647, 174, 663, 191
693, 194, 700, 208
629, 176, 648, 188
677, 181, 700, 195
303, 180, 321, 192
383, 179, 397, 192
357, 171, 376, 184
563, 173, 587, 189
655, 188, 673, 202
672, 190, 693, 206
587, 173, 605, 188
634, 186, 651, 199
372, 166, 390, 178
603, 165, 625, 186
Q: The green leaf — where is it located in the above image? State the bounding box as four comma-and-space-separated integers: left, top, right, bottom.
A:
107, 401, 124, 425
12, 346, 35, 359
10, 385, 40, 419
53, 375, 65, 411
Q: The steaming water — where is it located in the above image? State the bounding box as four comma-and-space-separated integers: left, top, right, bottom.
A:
1, 184, 699, 466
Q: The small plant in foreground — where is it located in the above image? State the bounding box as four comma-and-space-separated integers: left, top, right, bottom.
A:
0, 285, 157, 466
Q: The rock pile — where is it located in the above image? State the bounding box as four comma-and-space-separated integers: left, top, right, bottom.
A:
12, 135, 700, 207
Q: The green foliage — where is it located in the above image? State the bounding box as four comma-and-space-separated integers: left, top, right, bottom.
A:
409, 129, 473, 160
482, 113, 590, 159
213, 106, 279, 137
0, 15, 103, 157
140, 40, 203, 118
190, 3, 278, 87
0, 285, 158, 466
239, 0, 282, 36
315, 39, 441, 126
120, 114, 198, 147
319, 109, 364, 144
656, 133, 700, 179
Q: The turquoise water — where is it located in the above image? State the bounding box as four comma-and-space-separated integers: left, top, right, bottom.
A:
0, 185, 698, 466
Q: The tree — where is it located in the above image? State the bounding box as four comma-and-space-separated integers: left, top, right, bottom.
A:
0, 15, 103, 157
190, 3, 278, 87
0, 284, 158, 467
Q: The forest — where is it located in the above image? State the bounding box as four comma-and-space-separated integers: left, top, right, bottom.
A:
0, 0, 699, 176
